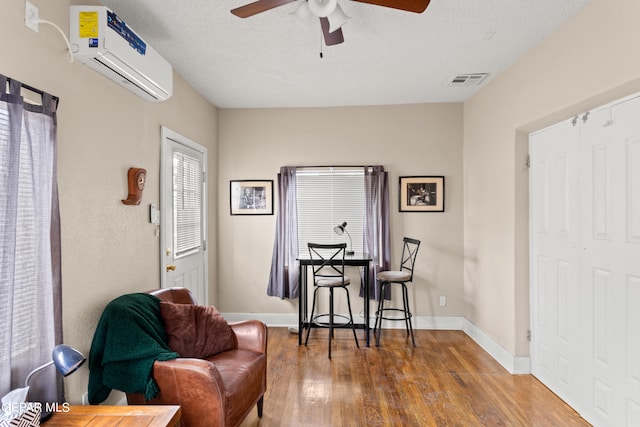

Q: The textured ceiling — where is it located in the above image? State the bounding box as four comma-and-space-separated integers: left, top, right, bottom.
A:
99, 0, 591, 108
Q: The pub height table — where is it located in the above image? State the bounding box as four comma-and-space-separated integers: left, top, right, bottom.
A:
297, 252, 373, 347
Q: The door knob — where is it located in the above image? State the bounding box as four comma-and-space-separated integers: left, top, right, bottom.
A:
166, 264, 176, 272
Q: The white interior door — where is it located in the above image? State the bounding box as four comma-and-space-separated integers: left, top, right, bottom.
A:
529, 118, 583, 411
160, 126, 208, 304
530, 95, 640, 426
579, 98, 640, 426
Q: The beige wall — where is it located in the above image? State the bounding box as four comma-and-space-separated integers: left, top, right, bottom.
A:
1, 1, 218, 404
218, 104, 465, 319
463, 0, 640, 356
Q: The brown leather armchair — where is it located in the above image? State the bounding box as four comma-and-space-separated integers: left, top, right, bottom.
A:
126, 288, 267, 427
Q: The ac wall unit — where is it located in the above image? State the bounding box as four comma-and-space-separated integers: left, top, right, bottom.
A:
70, 6, 173, 102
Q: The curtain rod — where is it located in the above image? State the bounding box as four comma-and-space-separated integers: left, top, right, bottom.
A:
5, 77, 59, 107
290, 165, 384, 169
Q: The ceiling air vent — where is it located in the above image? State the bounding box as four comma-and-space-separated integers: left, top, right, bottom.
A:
448, 73, 489, 87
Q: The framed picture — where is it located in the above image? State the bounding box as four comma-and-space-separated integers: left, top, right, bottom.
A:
230, 180, 274, 215
399, 176, 445, 212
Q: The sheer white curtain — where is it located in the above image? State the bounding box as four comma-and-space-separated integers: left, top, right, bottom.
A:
0, 75, 62, 403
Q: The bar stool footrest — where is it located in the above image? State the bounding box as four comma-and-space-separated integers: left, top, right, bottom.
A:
310, 313, 354, 328
375, 308, 412, 322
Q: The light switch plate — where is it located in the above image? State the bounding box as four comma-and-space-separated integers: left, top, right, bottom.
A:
149, 204, 160, 225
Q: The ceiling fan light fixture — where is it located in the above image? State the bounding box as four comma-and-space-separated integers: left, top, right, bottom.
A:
291, 1, 316, 28
328, 4, 350, 33
308, 0, 337, 18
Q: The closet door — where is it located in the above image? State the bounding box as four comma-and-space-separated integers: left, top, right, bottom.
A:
530, 95, 640, 427
529, 120, 583, 411
580, 97, 640, 427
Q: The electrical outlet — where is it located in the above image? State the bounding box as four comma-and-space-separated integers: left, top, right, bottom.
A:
439, 296, 446, 307
25, 1, 39, 32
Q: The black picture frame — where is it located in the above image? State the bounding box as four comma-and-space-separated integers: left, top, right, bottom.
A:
399, 176, 445, 212
230, 180, 274, 215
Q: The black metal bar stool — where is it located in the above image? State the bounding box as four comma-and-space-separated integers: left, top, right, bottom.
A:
304, 242, 359, 359
374, 237, 421, 347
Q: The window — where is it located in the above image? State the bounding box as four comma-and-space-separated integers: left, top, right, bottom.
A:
296, 167, 364, 255
0, 107, 41, 361
267, 164, 389, 300
173, 151, 202, 258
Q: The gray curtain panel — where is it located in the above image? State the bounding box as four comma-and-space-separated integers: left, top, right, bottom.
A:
362, 166, 391, 301
0, 74, 63, 404
267, 166, 299, 299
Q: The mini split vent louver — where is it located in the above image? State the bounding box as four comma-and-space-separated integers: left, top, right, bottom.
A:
448, 73, 489, 87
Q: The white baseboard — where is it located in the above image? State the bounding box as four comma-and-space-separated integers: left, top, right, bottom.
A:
461, 318, 531, 374
221, 312, 531, 375
223, 312, 298, 326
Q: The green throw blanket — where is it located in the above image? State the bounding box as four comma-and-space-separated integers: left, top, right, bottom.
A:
88, 293, 178, 404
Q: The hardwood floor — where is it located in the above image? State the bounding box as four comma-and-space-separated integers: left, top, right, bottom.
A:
240, 327, 590, 427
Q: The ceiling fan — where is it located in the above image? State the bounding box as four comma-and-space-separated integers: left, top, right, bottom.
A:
231, 0, 431, 46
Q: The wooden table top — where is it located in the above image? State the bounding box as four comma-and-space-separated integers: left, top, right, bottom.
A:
46, 405, 181, 427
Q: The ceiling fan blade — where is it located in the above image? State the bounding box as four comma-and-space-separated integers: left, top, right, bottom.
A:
351, 0, 430, 13
320, 17, 344, 46
231, 0, 297, 18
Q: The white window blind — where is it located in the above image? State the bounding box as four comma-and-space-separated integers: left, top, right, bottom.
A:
0, 107, 39, 362
173, 151, 202, 258
296, 167, 364, 256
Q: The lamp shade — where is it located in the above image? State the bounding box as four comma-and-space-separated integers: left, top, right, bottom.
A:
290, 1, 316, 29
333, 221, 347, 235
52, 345, 86, 377
308, 0, 337, 18
328, 4, 350, 33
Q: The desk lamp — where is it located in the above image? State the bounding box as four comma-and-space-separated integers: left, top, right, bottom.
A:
333, 222, 354, 255
25, 344, 86, 421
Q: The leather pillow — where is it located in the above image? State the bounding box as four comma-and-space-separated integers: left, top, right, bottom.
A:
159, 301, 236, 358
